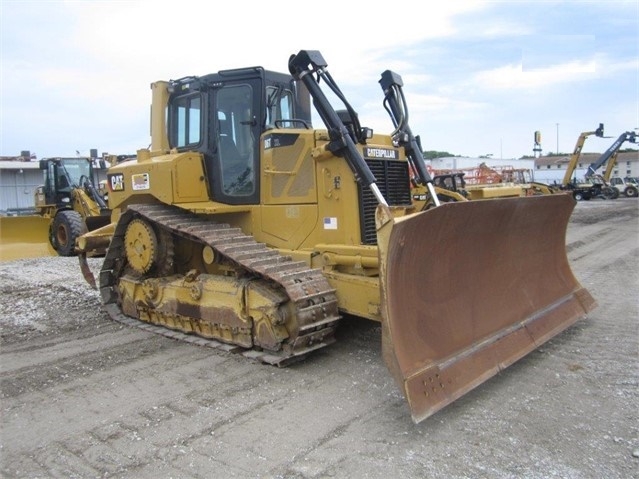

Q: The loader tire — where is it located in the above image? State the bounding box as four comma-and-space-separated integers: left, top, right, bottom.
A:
573, 192, 584, 201
624, 186, 638, 198
51, 210, 87, 256
602, 187, 617, 200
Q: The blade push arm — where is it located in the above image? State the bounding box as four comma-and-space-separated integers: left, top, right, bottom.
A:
379, 70, 440, 207
288, 50, 388, 207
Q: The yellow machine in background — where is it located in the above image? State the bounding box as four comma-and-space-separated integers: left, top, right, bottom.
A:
33, 157, 112, 256
77, 50, 596, 423
531, 124, 619, 201
592, 130, 638, 198
0, 157, 111, 261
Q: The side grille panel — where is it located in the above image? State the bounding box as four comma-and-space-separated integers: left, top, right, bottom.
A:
358, 160, 411, 245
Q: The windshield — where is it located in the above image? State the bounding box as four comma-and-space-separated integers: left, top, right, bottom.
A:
60, 158, 91, 187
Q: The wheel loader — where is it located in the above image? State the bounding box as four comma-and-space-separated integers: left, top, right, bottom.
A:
0, 156, 111, 260
77, 50, 596, 423
34, 157, 112, 255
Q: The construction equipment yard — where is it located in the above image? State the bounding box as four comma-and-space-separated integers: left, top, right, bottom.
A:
1, 198, 637, 479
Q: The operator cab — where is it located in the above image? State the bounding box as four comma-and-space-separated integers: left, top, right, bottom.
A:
166, 68, 312, 205
39, 158, 93, 206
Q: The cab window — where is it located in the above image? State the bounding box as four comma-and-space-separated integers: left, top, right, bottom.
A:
216, 84, 255, 196
266, 86, 294, 127
175, 94, 201, 147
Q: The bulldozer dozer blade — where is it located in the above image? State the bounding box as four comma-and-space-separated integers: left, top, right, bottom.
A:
376, 194, 596, 423
0, 216, 55, 261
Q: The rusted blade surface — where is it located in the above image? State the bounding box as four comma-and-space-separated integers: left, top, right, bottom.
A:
376, 194, 596, 423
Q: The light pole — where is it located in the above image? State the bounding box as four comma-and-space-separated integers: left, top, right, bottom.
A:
556, 123, 559, 154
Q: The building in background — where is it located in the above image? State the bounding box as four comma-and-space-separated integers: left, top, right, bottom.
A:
2, 150, 636, 214
429, 156, 535, 172
0, 161, 43, 215
534, 151, 639, 184
428, 157, 536, 184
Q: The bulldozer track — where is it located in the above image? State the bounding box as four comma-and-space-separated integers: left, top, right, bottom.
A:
99, 203, 341, 366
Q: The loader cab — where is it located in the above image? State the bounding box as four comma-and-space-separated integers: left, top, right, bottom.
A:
39, 158, 93, 206
166, 68, 312, 205
432, 173, 468, 198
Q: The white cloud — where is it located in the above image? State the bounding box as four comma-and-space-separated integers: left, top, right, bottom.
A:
480, 21, 533, 38
65, 0, 488, 81
472, 52, 637, 92
0, 0, 636, 160
473, 60, 598, 90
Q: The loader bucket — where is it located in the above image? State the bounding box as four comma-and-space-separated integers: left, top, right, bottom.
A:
0, 216, 55, 261
376, 194, 596, 423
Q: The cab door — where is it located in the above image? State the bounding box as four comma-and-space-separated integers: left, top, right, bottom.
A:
211, 79, 262, 205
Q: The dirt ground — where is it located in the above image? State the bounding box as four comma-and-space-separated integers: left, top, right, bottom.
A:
1, 198, 637, 479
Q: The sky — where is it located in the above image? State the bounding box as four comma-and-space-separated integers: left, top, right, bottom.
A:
1, 0, 637, 161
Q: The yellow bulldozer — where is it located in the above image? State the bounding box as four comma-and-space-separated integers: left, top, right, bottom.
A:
77, 50, 596, 423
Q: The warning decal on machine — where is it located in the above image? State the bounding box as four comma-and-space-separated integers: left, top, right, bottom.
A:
132, 173, 150, 191
323, 217, 338, 230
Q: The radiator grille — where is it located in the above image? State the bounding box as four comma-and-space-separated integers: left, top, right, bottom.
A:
358, 159, 412, 245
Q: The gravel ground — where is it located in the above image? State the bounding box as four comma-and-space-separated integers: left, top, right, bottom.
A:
0, 198, 637, 479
